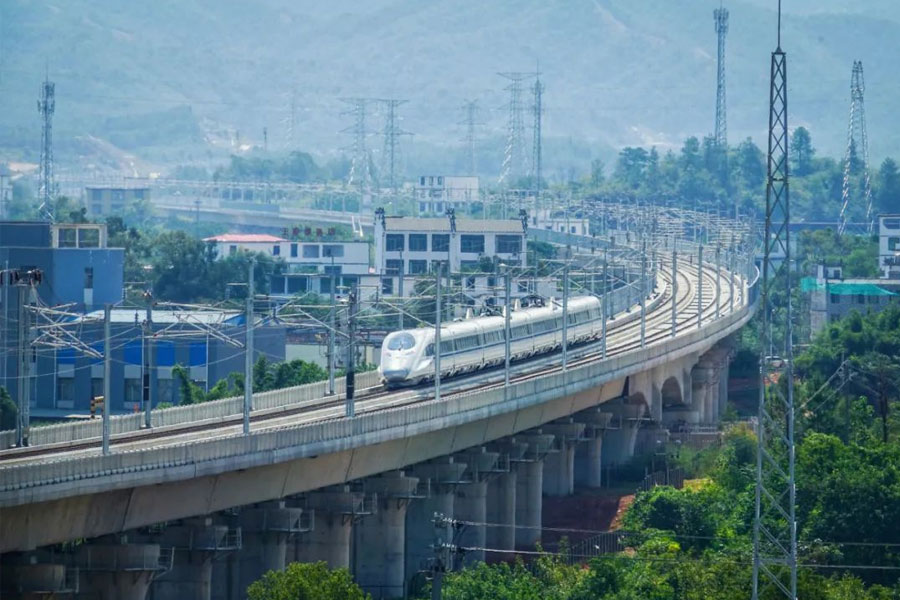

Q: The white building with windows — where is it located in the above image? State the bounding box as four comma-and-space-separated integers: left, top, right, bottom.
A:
375, 216, 527, 277
414, 175, 479, 215
879, 214, 900, 279
203, 233, 372, 297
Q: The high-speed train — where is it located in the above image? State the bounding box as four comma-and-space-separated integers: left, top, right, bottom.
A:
379, 296, 604, 387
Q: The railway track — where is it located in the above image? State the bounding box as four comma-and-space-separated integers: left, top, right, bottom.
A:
0, 262, 740, 467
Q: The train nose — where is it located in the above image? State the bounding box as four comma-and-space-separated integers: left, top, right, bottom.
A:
381, 368, 410, 381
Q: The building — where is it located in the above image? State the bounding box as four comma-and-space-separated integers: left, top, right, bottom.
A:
28, 309, 285, 416
878, 214, 900, 279
531, 208, 591, 237
375, 216, 527, 277
203, 233, 372, 298
414, 175, 479, 215
806, 265, 900, 336
0, 221, 124, 411
84, 185, 151, 219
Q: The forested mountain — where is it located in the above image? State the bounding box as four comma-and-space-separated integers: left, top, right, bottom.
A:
1, 1, 898, 176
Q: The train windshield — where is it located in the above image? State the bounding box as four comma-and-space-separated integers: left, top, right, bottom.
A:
387, 332, 417, 351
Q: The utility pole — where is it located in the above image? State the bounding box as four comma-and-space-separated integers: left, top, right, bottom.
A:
753, 1, 797, 596
345, 284, 357, 417
328, 271, 336, 396
640, 246, 647, 348
714, 3, 729, 149
243, 258, 255, 435
341, 98, 371, 195
498, 72, 533, 185
715, 244, 721, 318
379, 98, 411, 193
435, 262, 443, 403
504, 266, 511, 388
839, 61, 873, 235
672, 250, 678, 338
697, 245, 704, 328
15, 285, 32, 447
102, 304, 112, 455
841, 351, 850, 444
461, 100, 478, 176
531, 70, 544, 200
562, 262, 569, 371
601, 247, 608, 358
142, 291, 155, 428
37, 74, 56, 222
398, 251, 405, 331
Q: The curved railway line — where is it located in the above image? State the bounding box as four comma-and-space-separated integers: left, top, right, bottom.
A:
0, 261, 739, 468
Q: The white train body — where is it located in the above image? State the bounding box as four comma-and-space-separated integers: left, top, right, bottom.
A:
379, 296, 603, 386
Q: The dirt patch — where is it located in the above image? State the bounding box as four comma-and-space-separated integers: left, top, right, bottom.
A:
540, 491, 634, 552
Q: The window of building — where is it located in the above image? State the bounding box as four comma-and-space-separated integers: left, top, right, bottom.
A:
409, 234, 427, 252
857, 294, 865, 304
889, 237, 900, 251
382, 277, 394, 295
290, 243, 298, 258
57, 378, 75, 405
432, 234, 450, 252
409, 260, 428, 274
78, 228, 100, 248
830, 293, 839, 304
91, 189, 103, 202
466, 276, 475, 290
286, 276, 308, 294
460, 261, 478, 272
124, 378, 142, 405
157, 378, 174, 406
323, 245, 345, 258
386, 234, 405, 251
229, 245, 237, 255
303, 245, 320, 258
884, 218, 900, 230
386, 259, 403, 275
420, 176, 426, 185
461, 234, 485, 253
437, 176, 444, 185
324, 265, 342, 276
495, 235, 522, 254
84, 267, 94, 289
487, 276, 496, 288
273, 245, 281, 256
58, 227, 77, 248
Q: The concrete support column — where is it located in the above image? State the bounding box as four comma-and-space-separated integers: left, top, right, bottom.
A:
405, 460, 466, 589
353, 471, 419, 600
486, 471, 517, 552
514, 460, 543, 550
0, 556, 75, 600
602, 403, 646, 466
76, 538, 163, 600
291, 486, 371, 570
455, 480, 488, 566
541, 421, 585, 497
574, 409, 612, 489
150, 518, 241, 600
236, 502, 306, 599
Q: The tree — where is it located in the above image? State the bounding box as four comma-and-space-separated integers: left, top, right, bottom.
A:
792, 127, 816, 176
0, 387, 17, 431
734, 137, 765, 191
590, 158, 605, 188
246, 562, 369, 600
614, 147, 649, 189
875, 157, 900, 214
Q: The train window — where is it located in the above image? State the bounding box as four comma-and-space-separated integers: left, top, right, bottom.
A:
426, 344, 434, 356
441, 340, 455, 354
387, 333, 417, 350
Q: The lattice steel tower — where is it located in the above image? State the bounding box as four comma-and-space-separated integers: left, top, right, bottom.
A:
839, 61, 873, 235
498, 72, 531, 185
37, 75, 56, 222
753, 2, 797, 599
531, 71, 544, 195
461, 100, 478, 176
378, 99, 410, 192
713, 4, 729, 148
341, 98, 371, 194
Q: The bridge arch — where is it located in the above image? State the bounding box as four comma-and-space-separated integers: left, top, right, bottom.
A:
661, 376, 684, 408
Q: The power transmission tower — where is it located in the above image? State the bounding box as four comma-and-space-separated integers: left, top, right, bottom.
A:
839, 61, 873, 235
498, 72, 532, 186
341, 98, 372, 194
460, 100, 479, 176
714, 4, 729, 149
531, 70, 544, 197
753, 2, 797, 599
37, 74, 56, 222
378, 99, 410, 192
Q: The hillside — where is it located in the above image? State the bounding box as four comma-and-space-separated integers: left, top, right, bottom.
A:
0, 0, 898, 177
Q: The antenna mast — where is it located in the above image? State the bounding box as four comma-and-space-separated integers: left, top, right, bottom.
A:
37, 75, 56, 222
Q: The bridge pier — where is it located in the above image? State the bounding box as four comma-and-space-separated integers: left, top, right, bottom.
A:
573, 409, 613, 488
75, 537, 165, 600
231, 502, 306, 599
291, 485, 370, 570
453, 448, 500, 566
541, 421, 586, 497
0, 555, 75, 600
405, 460, 466, 589
353, 471, 419, 599
485, 441, 528, 554
149, 518, 241, 600
513, 433, 554, 550
601, 403, 646, 466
